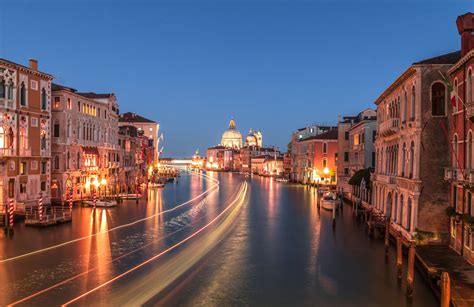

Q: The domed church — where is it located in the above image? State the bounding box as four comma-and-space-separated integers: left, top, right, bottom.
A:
221, 119, 242, 149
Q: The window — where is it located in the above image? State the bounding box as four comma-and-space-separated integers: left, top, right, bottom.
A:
344, 168, 349, 175
468, 70, 473, 104
454, 134, 459, 168
77, 101, 81, 111
372, 152, 375, 168
403, 92, 408, 122
401, 143, 406, 177
322, 142, 327, 154
453, 186, 457, 210
41, 134, 46, 150
30, 80, 38, 90
54, 96, 60, 108
399, 195, 404, 225
469, 131, 473, 170
0, 127, 4, 149
322, 158, 327, 168
431, 82, 446, 116
344, 131, 349, 140
41, 88, 47, 110
77, 152, 80, 169
54, 122, 60, 138
41, 161, 47, 174
410, 85, 416, 120
453, 79, 458, 113
41, 181, 46, 192
20, 82, 26, 106
354, 134, 359, 145
409, 141, 415, 178
19, 128, 27, 151
372, 131, 376, 142
54, 155, 60, 170
67, 98, 72, 109
0, 79, 5, 98
407, 198, 412, 231
20, 183, 27, 194
20, 161, 27, 175
31, 161, 38, 170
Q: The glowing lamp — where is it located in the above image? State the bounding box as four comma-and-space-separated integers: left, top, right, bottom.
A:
323, 167, 329, 175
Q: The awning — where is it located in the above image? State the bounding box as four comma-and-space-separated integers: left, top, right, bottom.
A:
82, 146, 99, 155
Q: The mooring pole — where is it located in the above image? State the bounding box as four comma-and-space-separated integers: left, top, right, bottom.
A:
396, 232, 403, 281
440, 271, 451, 307
406, 241, 416, 297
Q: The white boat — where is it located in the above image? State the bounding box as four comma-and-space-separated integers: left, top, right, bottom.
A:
149, 182, 165, 188
85, 200, 117, 208
117, 193, 142, 200
276, 178, 288, 182
321, 193, 340, 211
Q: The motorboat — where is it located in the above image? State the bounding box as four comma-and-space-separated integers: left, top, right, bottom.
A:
276, 178, 288, 183
149, 182, 165, 188
84, 199, 117, 208
321, 193, 340, 211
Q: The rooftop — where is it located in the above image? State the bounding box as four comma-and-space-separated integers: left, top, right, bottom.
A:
52, 83, 77, 93
413, 51, 461, 65
303, 128, 338, 140
119, 112, 156, 123
76, 92, 114, 99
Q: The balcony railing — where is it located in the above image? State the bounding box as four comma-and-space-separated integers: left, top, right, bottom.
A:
0, 98, 15, 109
444, 167, 465, 182
379, 118, 400, 137
19, 147, 31, 156
0, 148, 14, 157
374, 173, 396, 186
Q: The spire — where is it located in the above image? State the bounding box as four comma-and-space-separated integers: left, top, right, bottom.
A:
229, 118, 236, 129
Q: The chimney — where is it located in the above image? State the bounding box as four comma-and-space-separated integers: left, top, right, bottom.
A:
457, 13, 474, 57
29, 59, 38, 71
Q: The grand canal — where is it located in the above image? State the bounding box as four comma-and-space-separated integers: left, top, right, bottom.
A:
0, 171, 437, 306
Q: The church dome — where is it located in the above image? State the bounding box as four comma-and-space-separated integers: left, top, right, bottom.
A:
221, 119, 242, 148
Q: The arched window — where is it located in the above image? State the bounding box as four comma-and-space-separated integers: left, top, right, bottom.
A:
19, 128, 27, 151
454, 134, 459, 168
67, 152, 70, 169
409, 141, 415, 178
401, 143, 406, 177
453, 79, 458, 113
6, 127, 13, 148
411, 85, 416, 120
403, 92, 408, 122
54, 155, 60, 170
40, 133, 46, 150
393, 194, 398, 222
20, 82, 26, 106
432, 82, 446, 116
0, 127, 4, 149
468, 70, 473, 104
323, 142, 327, 154
407, 198, 412, 231
41, 88, 47, 110
0, 79, 5, 98
399, 194, 404, 225
469, 131, 473, 170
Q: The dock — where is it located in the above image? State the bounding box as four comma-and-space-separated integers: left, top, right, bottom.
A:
24, 206, 72, 227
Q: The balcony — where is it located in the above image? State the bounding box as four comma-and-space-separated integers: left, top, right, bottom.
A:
0, 148, 14, 157
0, 98, 15, 109
374, 173, 396, 186
19, 147, 31, 157
444, 167, 465, 182
379, 118, 400, 137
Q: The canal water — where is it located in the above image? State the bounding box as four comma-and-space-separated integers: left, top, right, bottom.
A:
0, 171, 437, 306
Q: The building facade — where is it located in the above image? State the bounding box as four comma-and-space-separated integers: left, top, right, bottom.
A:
0, 58, 53, 208
348, 112, 377, 173
373, 52, 459, 242
51, 84, 120, 201
119, 112, 160, 162
446, 13, 474, 262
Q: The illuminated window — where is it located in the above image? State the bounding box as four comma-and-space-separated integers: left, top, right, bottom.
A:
20, 161, 27, 175
54, 96, 60, 108
67, 98, 72, 109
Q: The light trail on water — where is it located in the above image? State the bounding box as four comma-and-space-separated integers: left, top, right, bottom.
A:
0, 170, 219, 264
61, 182, 248, 306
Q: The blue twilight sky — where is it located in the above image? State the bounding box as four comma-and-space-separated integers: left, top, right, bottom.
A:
0, 0, 473, 157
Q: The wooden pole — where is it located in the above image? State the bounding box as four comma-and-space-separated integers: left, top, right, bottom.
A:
406, 241, 415, 297
396, 232, 403, 281
440, 271, 451, 307
332, 198, 336, 228
384, 219, 390, 257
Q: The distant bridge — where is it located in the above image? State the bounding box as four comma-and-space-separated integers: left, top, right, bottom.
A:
160, 158, 193, 165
